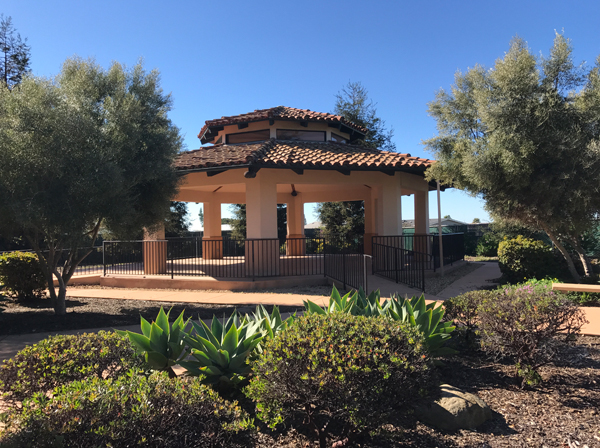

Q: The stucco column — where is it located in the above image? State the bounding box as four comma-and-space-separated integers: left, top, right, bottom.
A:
363, 191, 377, 255
381, 180, 402, 236
143, 224, 167, 275
202, 200, 223, 259
286, 192, 305, 256
414, 190, 430, 256
245, 174, 279, 276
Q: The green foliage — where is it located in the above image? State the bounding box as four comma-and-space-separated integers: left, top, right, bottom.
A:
476, 232, 501, 257
117, 307, 190, 378
304, 287, 455, 356
165, 201, 191, 237
303, 285, 386, 317
444, 290, 492, 341
0, 251, 46, 300
0, 57, 182, 314
334, 81, 396, 151
477, 286, 587, 387
180, 312, 263, 392
0, 373, 254, 448
0, 14, 30, 89
315, 200, 365, 237
246, 313, 434, 447
244, 305, 295, 350
229, 204, 287, 240
424, 32, 600, 281
388, 293, 456, 356
517, 277, 600, 307
498, 236, 562, 282
0, 331, 142, 402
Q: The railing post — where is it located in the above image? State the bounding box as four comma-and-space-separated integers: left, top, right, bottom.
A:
170, 241, 174, 279
102, 241, 106, 276
342, 252, 346, 290
394, 248, 399, 284
421, 255, 425, 292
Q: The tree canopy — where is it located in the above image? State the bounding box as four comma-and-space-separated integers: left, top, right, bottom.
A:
0, 14, 30, 89
0, 58, 182, 314
424, 33, 600, 281
317, 82, 395, 236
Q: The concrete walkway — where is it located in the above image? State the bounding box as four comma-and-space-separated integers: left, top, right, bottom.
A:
436, 262, 502, 300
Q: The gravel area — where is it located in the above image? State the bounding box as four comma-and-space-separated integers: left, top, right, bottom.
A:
425, 262, 486, 295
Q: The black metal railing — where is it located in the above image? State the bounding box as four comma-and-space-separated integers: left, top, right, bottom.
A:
103, 241, 144, 275
103, 236, 365, 282
0, 247, 104, 276
372, 233, 464, 271
324, 252, 368, 291
371, 242, 427, 291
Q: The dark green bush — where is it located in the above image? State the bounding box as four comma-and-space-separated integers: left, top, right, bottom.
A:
245, 313, 435, 447
0, 251, 46, 301
476, 232, 501, 257
0, 331, 143, 402
478, 286, 587, 387
498, 235, 561, 282
0, 373, 254, 448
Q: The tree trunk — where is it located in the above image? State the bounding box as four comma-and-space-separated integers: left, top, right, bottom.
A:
574, 243, 594, 278
53, 267, 67, 315
539, 223, 580, 282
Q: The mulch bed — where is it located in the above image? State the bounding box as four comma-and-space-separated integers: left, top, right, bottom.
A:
256, 335, 600, 447
0, 296, 302, 336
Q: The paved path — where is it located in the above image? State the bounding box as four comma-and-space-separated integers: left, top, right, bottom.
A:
436, 262, 501, 300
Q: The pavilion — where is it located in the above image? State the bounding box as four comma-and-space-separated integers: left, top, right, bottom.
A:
131, 106, 452, 290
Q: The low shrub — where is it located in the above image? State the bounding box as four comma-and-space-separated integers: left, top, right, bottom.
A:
498, 235, 561, 283
0, 331, 143, 402
477, 287, 587, 387
305, 287, 455, 356
0, 251, 46, 301
444, 290, 492, 341
514, 277, 600, 307
0, 373, 254, 448
246, 313, 435, 447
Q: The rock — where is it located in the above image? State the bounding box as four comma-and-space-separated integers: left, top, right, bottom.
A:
414, 384, 492, 431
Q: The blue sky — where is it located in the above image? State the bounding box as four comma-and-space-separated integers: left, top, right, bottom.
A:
5, 0, 600, 230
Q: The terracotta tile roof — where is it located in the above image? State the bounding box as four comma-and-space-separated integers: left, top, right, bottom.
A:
175, 139, 433, 173
198, 106, 368, 143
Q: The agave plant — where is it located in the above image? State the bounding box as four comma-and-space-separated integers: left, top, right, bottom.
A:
245, 304, 295, 351
388, 294, 456, 356
180, 311, 263, 392
117, 307, 190, 378
304, 285, 387, 316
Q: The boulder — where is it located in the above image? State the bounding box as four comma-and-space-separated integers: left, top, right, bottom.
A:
414, 384, 492, 431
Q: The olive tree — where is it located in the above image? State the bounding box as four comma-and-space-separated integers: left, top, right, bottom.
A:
0, 58, 182, 314
424, 33, 600, 281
